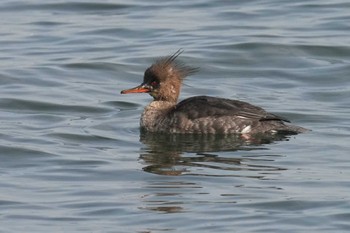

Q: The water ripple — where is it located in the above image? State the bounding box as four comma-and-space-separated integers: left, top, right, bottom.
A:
0, 0, 350, 232
0, 2, 132, 13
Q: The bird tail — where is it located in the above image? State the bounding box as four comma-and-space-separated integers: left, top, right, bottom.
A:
277, 124, 310, 134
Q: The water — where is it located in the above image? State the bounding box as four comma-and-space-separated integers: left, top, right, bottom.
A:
1, 0, 350, 232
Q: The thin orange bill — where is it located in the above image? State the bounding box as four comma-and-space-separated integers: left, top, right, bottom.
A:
120, 85, 150, 94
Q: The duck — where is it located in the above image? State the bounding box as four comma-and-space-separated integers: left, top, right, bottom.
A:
121, 50, 308, 135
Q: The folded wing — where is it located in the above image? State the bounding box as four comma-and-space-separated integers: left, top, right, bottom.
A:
171, 96, 290, 123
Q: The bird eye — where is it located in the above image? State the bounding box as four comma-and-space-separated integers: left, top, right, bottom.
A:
150, 81, 158, 87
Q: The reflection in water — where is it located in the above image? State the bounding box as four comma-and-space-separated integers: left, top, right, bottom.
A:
139, 181, 201, 214
139, 132, 289, 176
138, 132, 290, 215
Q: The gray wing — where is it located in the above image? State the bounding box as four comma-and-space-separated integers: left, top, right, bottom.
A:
172, 96, 290, 122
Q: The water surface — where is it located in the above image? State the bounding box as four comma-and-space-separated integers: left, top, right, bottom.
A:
1, 0, 350, 232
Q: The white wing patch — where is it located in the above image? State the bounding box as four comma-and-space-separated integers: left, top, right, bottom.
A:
241, 125, 252, 134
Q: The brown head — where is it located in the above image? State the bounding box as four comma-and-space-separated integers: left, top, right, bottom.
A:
121, 50, 198, 103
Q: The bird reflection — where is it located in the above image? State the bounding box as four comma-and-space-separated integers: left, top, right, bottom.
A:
139, 131, 291, 176
138, 132, 292, 215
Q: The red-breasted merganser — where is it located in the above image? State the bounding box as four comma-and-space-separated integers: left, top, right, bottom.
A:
121, 50, 308, 135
